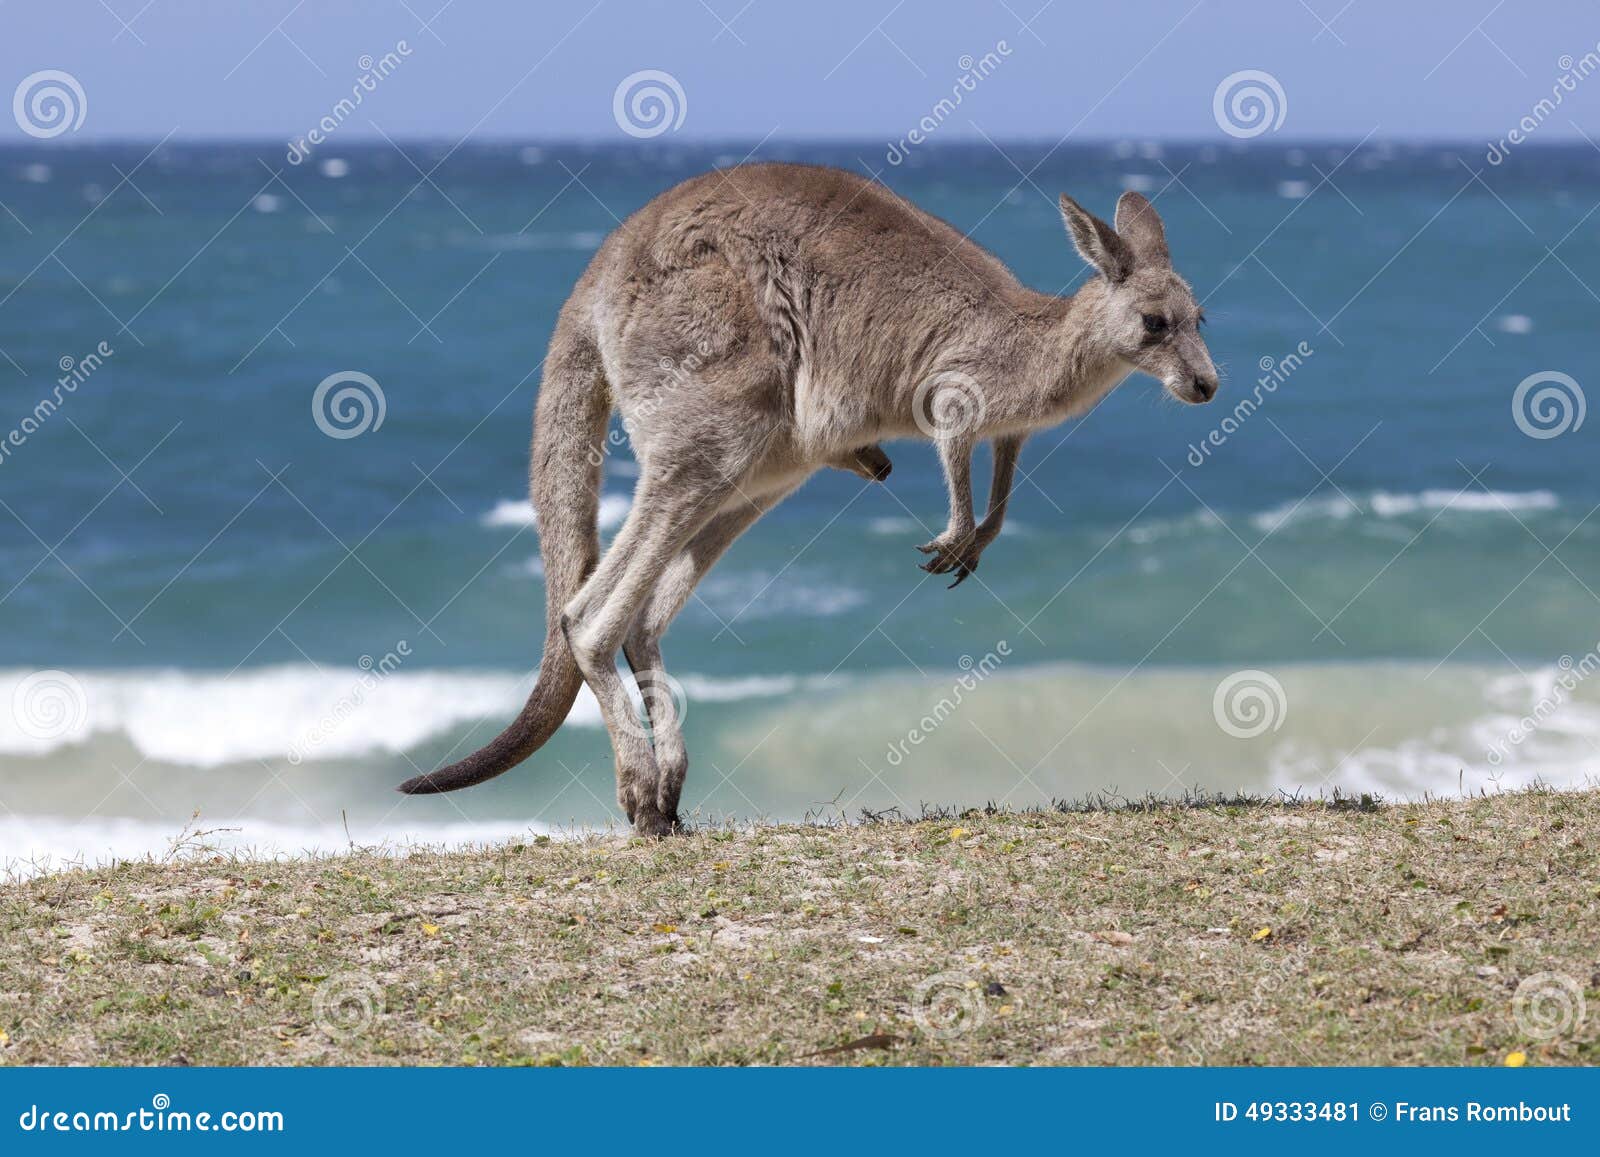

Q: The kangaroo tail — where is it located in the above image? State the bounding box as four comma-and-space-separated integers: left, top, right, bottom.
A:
397, 336, 608, 795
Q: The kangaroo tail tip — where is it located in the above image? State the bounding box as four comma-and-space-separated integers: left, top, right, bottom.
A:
395, 772, 445, 795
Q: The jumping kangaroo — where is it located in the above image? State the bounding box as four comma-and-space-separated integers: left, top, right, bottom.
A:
398, 163, 1218, 835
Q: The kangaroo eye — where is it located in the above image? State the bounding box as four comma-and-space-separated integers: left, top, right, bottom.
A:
1141, 314, 1168, 336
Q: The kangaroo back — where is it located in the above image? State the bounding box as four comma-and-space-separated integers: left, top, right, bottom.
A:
396, 324, 608, 794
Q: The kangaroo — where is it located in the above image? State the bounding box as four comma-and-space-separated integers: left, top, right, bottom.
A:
398, 163, 1218, 835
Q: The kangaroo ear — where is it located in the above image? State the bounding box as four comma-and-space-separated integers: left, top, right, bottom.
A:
1059, 194, 1133, 283
1114, 191, 1169, 265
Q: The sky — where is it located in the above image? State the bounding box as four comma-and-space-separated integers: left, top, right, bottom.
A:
1, 0, 1597, 143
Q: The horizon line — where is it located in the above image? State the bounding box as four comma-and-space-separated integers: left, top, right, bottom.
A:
0, 133, 1558, 149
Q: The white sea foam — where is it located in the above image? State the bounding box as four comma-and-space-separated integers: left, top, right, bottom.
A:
1130, 488, 1560, 544
0, 664, 798, 766
481, 493, 631, 532
867, 516, 921, 536
0, 813, 565, 882
727, 659, 1600, 806
480, 231, 605, 251
1249, 488, 1558, 533
697, 570, 867, 619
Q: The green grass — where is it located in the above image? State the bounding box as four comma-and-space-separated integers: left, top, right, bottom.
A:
2, 790, 1596, 1066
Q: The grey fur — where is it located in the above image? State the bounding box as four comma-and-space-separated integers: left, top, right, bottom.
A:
397, 163, 1217, 835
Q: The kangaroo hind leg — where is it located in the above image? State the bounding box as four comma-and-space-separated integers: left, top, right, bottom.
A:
621, 487, 793, 823
561, 462, 740, 836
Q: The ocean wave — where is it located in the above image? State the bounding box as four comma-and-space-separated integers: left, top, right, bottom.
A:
868, 515, 1030, 538
481, 493, 631, 532
696, 570, 867, 620
724, 659, 1600, 806
1250, 488, 1558, 533
0, 664, 799, 767
1129, 489, 1559, 543
867, 516, 923, 537
475, 231, 606, 251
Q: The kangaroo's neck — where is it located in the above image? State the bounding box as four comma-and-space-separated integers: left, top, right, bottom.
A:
994, 278, 1127, 426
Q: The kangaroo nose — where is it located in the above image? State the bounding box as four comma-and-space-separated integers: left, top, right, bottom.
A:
1192, 374, 1217, 401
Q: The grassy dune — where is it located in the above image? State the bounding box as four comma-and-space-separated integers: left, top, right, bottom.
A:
2, 790, 1596, 1066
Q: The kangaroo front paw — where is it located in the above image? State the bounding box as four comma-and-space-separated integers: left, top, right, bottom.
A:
916, 533, 983, 588
829, 444, 893, 482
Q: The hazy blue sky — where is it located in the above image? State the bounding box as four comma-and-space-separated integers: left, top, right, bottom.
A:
3, 0, 1598, 142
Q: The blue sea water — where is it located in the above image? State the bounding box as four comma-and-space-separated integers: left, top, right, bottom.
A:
1, 140, 1597, 870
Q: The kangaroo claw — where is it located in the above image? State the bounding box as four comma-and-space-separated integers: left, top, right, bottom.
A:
917, 536, 981, 585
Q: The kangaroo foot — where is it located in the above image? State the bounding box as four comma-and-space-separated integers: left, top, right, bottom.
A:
916, 532, 985, 588
632, 801, 680, 838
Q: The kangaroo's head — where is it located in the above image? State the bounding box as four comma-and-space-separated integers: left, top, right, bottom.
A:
1059, 191, 1218, 405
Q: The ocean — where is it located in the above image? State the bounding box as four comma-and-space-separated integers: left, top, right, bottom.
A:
2, 139, 1597, 874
